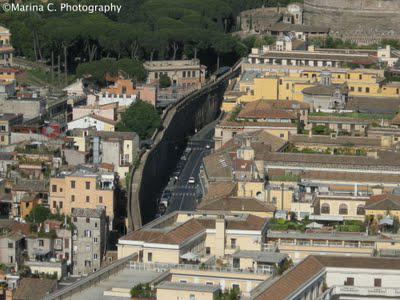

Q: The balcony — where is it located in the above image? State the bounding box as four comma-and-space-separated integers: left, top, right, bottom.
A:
331, 285, 400, 298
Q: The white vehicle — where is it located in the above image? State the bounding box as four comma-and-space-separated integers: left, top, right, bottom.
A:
205, 144, 211, 149
188, 177, 195, 184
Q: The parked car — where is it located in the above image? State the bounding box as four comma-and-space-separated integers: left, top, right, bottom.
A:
188, 177, 195, 184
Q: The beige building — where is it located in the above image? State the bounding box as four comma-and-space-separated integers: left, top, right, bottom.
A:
265, 230, 400, 263
156, 282, 219, 300
0, 114, 22, 145
144, 59, 206, 89
49, 166, 115, 227
0, 26, 13, 66
117, 211, 268, 265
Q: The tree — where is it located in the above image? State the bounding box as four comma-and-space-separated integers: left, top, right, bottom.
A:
116, 100, 161, 139
26, 205, 51, 224
159, 73, 171, 88
117, 58, 147, 82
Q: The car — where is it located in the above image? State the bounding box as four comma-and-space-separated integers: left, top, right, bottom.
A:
181, 155, 187, 161
205, 144, 211, 149
188, 177, 195, 184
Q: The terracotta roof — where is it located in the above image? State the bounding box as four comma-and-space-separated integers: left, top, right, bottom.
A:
202, 182, 237, 202
391, 113, 400, 126
366, 194, 400, 211
13, 278, 57, 300
198, 196, 276, 213
120, 218, 206, 245
302, 84, 346, 96
289, 134, 381, 147
255, 255, 400, 300
197, 214, 267, 231
220, 120, 297, 128
257, 151, 400, 167
255, 255, 325, 300
238, 100, 299, 120
308, 115, 369, 124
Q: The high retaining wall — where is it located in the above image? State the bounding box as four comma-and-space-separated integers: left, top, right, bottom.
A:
128, 65, 241, 230
304, 0, 400, 44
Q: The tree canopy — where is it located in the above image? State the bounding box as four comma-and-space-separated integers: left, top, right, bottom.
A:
116, 100, 161, 139
0, 0, 300, 78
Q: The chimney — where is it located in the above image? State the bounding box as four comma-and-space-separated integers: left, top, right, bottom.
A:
215, 215, 226, 258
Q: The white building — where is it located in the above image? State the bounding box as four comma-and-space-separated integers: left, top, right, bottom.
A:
254, 255, 400, 300
67, 114, 116, 132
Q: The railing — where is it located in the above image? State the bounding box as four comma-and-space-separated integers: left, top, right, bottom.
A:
270, 241, 374, 249
44, 253, 136, 300
128, 262, 273, 276
332, 285, 400, 297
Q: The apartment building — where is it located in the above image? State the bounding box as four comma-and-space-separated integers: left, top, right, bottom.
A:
265, 231, 400, 263
144, 59, 206, 89
253, 255, 400, 300
92, 131, 139, 177
49, 166, 115, 227
0, 233, 24, 266
224, 61, 400, 113
98, 79, 137, 108
71, 208, 106, 275
0, 26, 13, 66
305, 115, 369, 135
0, 113, 22, 146
72, 102, 117, 122
67, 114, 116, 132
117, 211, 268, 264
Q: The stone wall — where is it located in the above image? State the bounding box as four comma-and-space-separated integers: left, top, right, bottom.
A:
304, 0, 400, 44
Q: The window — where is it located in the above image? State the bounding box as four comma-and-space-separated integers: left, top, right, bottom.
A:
73, 217, 77, 222
180, 280, 187, 283
272, 196, 277, 204
280, 133, 285, 138
147, 252, 152, 262
321, 203, 330, 214
231, 238, 237, 249
71, 195, 75, 202
52, 185, 57, 192
99, 196, 103, 203
192, 71, 195, 77
93, 253, 98, 260
189, 295, 195, 300
206, 282, 213, 285
85, 181, 90, 190
94, 222, 98, 228
350, 86, 354, 92
339, 203, 348, 215
183, 71, 186, 78
397, 88, 399, 95
86, 245, 91, 251
70, 181, 76, 189
279, 79, 283, 85
345, 277, 354, 286
84, 230, 92, 238
86, 196, 90, 203
39, 240, 44, 247
206, 247, 211, 255
86, 217, 90, 223
53, 201, 56, 208
366, 87, 370, 93
8, 243, 13, 249
84, 260, 91, 267
357, 205, 365, 215
286, 83, 289, 90
374, 278, 382, 287
359, 74, 362, 80
155, 72, 158, 79
358, 87, 362, 92
65, 238, 69, 248
347, 74, 350, 79
94, 237, 98, 244
232, 284, 240, 290
59, 201, 63, 209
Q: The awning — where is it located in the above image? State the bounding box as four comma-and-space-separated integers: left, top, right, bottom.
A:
180, 252, 199, 261
306, 222, 323, 229
379, 216, 394, 226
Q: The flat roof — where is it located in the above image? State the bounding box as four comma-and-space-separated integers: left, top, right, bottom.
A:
156, 281, 219, 293
233, 251, 288, 264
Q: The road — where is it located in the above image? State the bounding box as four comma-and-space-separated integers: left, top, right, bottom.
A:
164, 117, 219, 213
